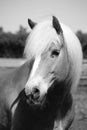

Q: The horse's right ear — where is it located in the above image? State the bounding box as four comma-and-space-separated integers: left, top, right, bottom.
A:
28, 18, 36, 29
52, 16, 62, 34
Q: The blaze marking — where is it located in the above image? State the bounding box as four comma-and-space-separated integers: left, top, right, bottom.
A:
30, 56, 41, 78
25, 56, 41, 90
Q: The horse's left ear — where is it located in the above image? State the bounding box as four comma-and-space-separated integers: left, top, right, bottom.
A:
52, 16, 62, 34
28, 18, 36, 29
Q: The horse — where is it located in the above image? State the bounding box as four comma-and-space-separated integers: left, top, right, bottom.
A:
0, 16, 82, 130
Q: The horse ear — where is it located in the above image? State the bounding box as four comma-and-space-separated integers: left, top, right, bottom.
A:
52, 16, 62, 34
28, 18, 36, 29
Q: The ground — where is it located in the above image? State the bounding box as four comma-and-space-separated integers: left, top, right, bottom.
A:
69, 87, 87, 130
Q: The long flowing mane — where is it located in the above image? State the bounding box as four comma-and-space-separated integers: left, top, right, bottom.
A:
24, 20, 61, 59
24, 18, 82, 92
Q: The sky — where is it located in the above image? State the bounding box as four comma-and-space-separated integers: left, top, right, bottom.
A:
0, 0, 87, 33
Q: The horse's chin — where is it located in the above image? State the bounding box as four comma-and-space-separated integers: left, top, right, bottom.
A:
26, 94, 46, 108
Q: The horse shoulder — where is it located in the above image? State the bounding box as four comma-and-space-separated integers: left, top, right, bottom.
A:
0, 68, 16, 129
0, 62, 30, 129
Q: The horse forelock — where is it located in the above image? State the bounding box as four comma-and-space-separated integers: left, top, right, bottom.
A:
24, 20, 62, 59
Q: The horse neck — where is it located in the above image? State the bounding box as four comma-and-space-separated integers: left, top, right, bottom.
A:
12, 59, 34, 92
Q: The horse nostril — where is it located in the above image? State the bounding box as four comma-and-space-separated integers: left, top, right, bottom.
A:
32, 87, 40, 100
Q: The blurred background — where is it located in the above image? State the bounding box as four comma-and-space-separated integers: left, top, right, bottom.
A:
0, 0, 87, 129
0, 0, 87, 58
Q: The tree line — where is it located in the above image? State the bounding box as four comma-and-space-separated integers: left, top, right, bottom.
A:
0, 26, 86, 58
76, 31, 87, 59
0, 26, 29, 58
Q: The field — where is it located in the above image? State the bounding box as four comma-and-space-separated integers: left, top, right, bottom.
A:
0, 59, 87, 130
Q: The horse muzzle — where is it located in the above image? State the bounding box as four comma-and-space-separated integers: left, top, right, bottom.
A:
25, 87, 46, 106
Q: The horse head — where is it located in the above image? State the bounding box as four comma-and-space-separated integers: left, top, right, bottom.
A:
24, 16, 73, 106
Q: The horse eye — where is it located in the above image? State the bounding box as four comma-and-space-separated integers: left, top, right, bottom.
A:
51, 49, 59, 58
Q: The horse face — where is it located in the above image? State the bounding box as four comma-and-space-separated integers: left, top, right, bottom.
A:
25, 16, 69, 106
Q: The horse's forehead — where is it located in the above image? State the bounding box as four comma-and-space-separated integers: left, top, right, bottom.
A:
30, 23, 60, 48
24, 21, 62, 59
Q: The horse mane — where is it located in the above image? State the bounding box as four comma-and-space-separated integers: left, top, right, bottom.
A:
24, 17, 83, 92
24, 20, 61, 59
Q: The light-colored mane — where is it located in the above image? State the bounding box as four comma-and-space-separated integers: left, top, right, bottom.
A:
24, 20, 61, 59
24, 17, 83, 92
